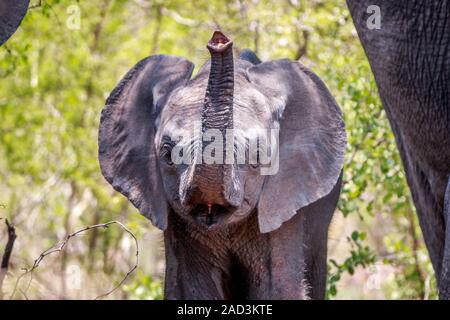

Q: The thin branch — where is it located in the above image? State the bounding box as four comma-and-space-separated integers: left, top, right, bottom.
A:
29, 0, 43, 9
10, 221, 139, 300
252, 20, 260, 56
29, 0, 62, 27
47, 3, 63, 28
90, 0, 112, 53
87, 210, 102, 272
287, 0, 309, 60
0, 219, 17, 299
150, 4, 163, 55
161, 7, 201, 27
60, 182, 77, 298
294, 29, 309, 60
82, 0, 112, 124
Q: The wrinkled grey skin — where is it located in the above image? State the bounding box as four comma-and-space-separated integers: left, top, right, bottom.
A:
347, 0, 450, 299
0, 0, 29, 46
99, 32, 346, 299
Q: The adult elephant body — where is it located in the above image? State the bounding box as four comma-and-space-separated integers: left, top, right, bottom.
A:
99, 32, 346, 299
0, 0, 29, 46
347, 0, 450, 298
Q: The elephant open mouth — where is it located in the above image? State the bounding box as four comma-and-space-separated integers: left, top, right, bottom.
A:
191, 204, 235, 228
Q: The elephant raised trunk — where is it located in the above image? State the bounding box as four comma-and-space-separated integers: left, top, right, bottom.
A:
202, 30, 234, 131
190, 31, 235, 210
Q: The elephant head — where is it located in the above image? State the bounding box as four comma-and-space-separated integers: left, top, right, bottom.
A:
99, 31, 346, 233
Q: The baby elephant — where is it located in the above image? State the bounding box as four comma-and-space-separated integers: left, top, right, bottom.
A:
98, 31, 346, 299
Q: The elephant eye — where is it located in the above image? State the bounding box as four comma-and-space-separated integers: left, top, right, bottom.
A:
160, 141, 175, 166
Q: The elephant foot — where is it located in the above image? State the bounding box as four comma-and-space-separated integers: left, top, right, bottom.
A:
439, 177, 450, 299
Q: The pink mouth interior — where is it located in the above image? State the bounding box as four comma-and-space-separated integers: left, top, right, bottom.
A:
208, 31, 231, 47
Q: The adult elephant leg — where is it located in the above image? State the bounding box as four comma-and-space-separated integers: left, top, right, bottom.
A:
440, 179, 450, 299
390, 118, 446, 283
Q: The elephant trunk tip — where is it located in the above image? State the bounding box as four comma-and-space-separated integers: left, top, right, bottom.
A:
207, 30, 233, 54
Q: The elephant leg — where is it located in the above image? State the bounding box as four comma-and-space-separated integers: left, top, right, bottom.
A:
264, 175, 341, 299
163, 235, 231, 299
387, 116, 446, 279
439, 178, 450, 299
163, 212, 231, 299
300, 175, 341, 299
261, 213, 310, 299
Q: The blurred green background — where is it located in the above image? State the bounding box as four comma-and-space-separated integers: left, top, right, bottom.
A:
0, 0, 436, 299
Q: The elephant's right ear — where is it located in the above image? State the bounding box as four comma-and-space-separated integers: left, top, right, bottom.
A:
98, 55, 194, 230
247, 59, 346, 233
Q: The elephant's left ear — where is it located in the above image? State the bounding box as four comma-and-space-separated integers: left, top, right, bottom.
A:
247, 59, 346, 233
99, 55, 194, 230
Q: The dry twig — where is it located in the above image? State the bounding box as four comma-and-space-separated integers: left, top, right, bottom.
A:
10, 220, 138, 300
29, 0, 43, 9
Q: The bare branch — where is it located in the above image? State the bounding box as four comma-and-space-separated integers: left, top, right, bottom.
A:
161, 7, 200, 27
294, 29, 309, 60
28, 0, 62, 27
0, 219, 17, 299
29, 0, 43, 10
10, 221, 139, 300
150, 4, 163, 55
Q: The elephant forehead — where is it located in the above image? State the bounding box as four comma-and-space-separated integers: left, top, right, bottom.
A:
233, 94, 273, 125
158, 76, 275, 135
159, 105, 271, 138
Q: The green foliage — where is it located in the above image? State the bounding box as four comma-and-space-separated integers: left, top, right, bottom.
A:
327, 231, 376, 299
0, 0, 436, 299
123, 271, 163, 300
